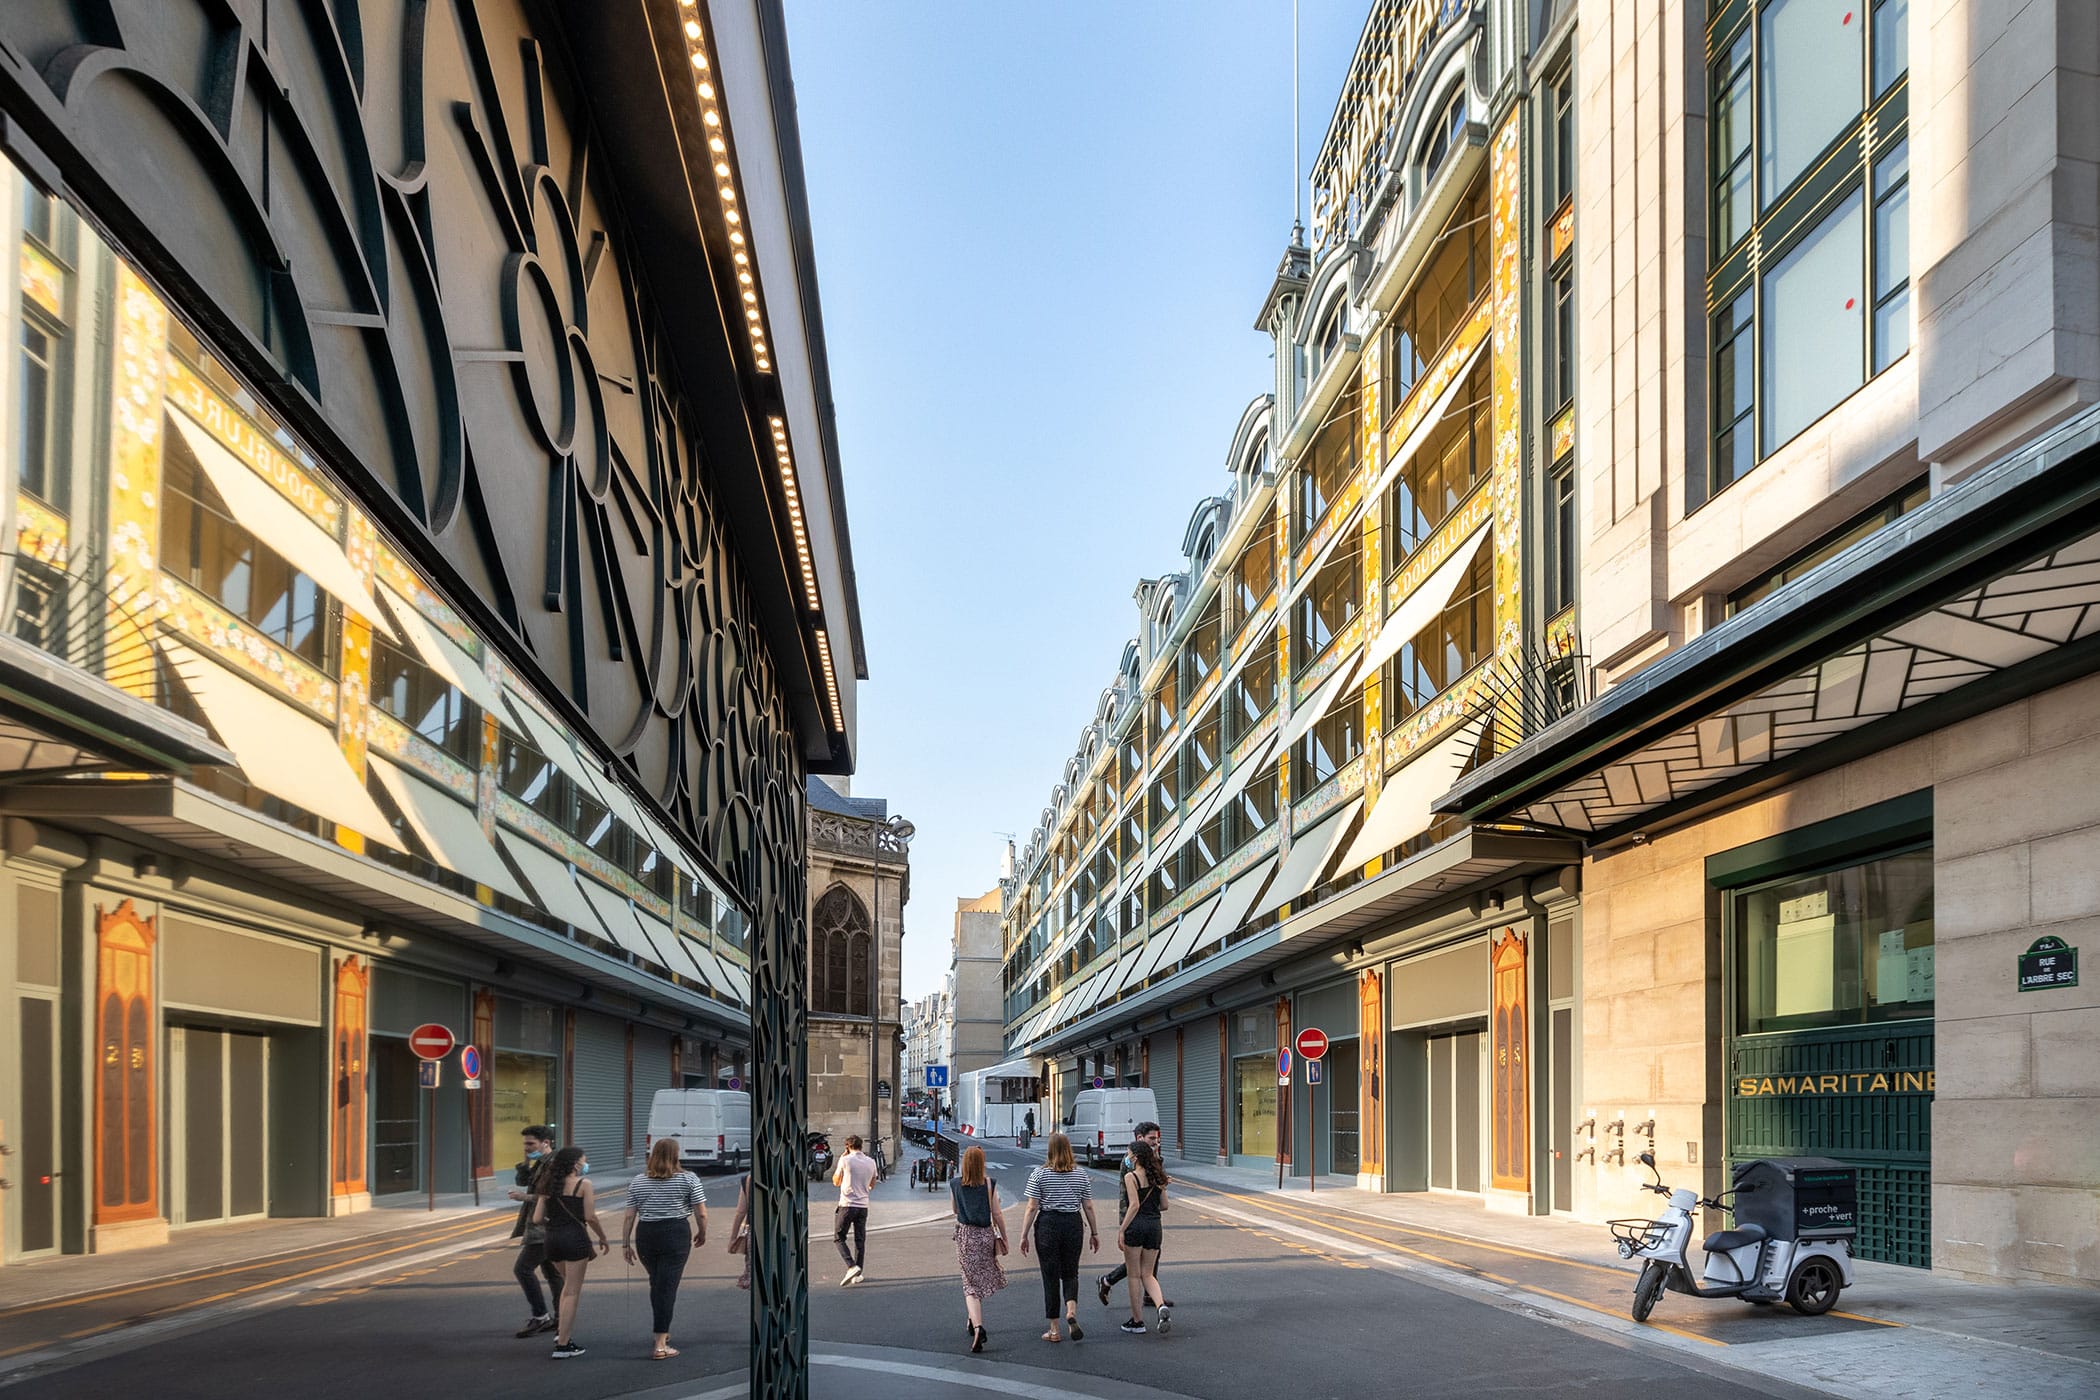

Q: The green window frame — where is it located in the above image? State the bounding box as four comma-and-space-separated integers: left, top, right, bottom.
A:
1705, 0, 1908, 497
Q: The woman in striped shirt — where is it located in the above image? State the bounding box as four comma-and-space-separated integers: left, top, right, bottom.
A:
1018, 1131, 1098, 1342
622, 1139, 708, 1359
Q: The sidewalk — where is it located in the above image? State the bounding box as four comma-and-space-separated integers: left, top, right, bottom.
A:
1151, 1153, 2100, 1400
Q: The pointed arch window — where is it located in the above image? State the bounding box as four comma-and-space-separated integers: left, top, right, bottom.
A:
812, 885, 873, 1017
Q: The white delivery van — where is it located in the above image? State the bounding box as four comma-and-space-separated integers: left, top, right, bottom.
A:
1065, 1088, 1159, 1167
645, 1089, 752, 1171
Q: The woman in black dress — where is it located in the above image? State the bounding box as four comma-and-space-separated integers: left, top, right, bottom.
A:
530, 1146, 609, 1359
1115, 1139, 1170, 1335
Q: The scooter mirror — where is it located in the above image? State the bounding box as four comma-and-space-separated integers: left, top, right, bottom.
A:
1637, 1150, 1656, 1170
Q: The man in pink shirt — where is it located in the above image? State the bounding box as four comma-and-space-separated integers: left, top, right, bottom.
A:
831, 1135, 878, 1284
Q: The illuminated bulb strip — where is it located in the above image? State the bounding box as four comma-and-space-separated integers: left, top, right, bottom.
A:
814, 629, 845, 733
678, 1, 773, 373
769, 414, 822, 612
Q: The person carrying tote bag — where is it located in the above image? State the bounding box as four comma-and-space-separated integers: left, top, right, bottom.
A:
949, 1146, 1008, 1353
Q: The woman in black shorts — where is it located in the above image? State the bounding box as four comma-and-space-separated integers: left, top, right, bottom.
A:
530, 1146, 609, 1359
1114, 1139, 1170, 1336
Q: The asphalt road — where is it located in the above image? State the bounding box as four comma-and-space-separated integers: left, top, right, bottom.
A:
1, 1144, 1827, 1400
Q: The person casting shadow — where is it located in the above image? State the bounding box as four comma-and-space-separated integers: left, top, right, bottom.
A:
530, 1145, 609, 1359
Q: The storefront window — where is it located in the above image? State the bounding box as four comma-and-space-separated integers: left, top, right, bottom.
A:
369, 636, 478, 764
1734, 847, 1934, 1035
1233, 1055, 1278, 1157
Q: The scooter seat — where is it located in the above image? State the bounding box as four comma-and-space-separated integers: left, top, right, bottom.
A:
1703, 1224, 1769, 1253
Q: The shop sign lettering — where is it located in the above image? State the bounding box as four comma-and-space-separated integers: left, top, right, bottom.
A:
1733, 1070, 1934, 1098
1308, 0, 1470, 252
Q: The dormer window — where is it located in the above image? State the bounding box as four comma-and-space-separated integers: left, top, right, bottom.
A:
1310, 298, 1346, 379
1419, 86, 1467, 185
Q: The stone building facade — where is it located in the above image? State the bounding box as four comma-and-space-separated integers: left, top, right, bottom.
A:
948, 889, 1007, 1079
805, 778, 910, 1152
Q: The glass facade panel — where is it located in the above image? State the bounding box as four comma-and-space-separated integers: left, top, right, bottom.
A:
1233, 1055, 1278, 1157
1761, 190, 1864, 450
1735, 847, 1935, 1036
1758, 0, 1864, 205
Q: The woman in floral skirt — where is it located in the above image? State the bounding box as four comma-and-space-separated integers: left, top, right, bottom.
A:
949, 1145, 1008, 1352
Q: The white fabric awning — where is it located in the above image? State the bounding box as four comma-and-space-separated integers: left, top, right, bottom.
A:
1276, 652, 1366, 754
1198, 862, 1275, 955
368, 754, 527, 900
688, 940, 736, 995
498, 829, 610, 937
1124, 925, 1179, 990
574, 873, 673, 967
1360, 520, 1492, 677
159, 637, 402, 848
1333, 719, 1488, 876
1183, 732, 1280, 835
634, 907, 706, 984
168, 409, 396, 639
377, 586, 502, 713
1147, 891, 1223, 984
707, 950, 750, 1003
1211, 618, 1278, 700
1252, 800, 1363, 920
1365, 335, 1492, 505
503, 694, 611, 807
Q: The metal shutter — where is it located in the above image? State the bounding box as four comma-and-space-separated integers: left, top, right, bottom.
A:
1180, 1017, 1221, 1163
632, 1026, 674, 1160
1147, 1032, 1179, 1155
569, 1009, 626, 1168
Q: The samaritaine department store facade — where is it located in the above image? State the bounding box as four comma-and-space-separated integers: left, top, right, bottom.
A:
0, 7, 864, 1366
1002, 0, 2098, 1289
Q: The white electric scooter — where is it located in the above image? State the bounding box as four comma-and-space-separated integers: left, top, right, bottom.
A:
1608, 1151, 1855, 1322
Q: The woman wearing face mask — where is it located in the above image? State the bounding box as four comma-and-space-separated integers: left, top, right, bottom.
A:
530, 1146, 609, 1359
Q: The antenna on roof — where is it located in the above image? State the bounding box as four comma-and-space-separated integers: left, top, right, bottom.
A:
1292, 0, 1302, 236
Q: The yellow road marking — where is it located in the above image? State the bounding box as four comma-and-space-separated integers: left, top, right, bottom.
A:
0, 1212, 502, 1323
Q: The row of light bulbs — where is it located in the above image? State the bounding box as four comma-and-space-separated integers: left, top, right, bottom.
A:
680, 3, 842, 735
679, 2, 771, 375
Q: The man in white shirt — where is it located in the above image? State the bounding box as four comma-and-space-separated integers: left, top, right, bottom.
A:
831, 1134, 878, 1284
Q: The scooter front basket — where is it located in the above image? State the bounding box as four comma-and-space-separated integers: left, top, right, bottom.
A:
1607, 1217, 1671, 1256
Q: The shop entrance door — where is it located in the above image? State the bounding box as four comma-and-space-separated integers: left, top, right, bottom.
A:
9, 996, 62, 1257
1426, 1029, 1483, 1193
169, 1026, 269, 1226
1326, 1040, 1360, 1177
371, 1037, 422, 1195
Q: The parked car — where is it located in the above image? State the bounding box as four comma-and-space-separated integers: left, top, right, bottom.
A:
1064, 1088, 1158, 1167
645, 1088, 752, 1171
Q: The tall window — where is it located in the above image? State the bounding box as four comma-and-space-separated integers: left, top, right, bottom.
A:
498, 730, 575, 827
1232, 531, 1276, 628
1295, 693, 1364, 792
1548, 266, 1575, 411
1385, 358, 1491, 562
1708, 0, 1908, 488
1223, 629, 1279, 747
369, 637, 479, 765
1151, 668, 1178, 739
1547, 70, 1576, 207
159, 431, 338, 670
1294, 551, 1360, 673
1180, 597, 1221, 696
812, 885, 872, 1017
1385, 179, 1489, 411
1546, 463, 1576, 615
1295, 397, 1358, 545
1310, 298, 1346, 381
1384, 552, 1493, 725
1182, 704, 1221, 793
16, 319, 63, 505
1417, 86, 1467, 184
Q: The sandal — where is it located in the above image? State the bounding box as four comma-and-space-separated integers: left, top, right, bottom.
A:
1068, 1319, 1083, 1341
652, 1345, 679, 1360
1041, 1329, 1061, 1343
971, 1325, 987, 1354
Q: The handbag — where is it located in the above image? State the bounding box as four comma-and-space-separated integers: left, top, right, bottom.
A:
728, 1221, 750, 1255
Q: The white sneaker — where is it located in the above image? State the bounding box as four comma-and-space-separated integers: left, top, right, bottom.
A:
840, 1265, 863, 1285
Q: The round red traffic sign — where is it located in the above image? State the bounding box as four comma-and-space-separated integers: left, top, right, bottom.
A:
1295, 1027, 1330, 1061
408, 1023, 455, 1061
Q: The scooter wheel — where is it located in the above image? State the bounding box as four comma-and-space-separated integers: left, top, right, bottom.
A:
1786, 1258, 1842, 1316
1631, 1261, 1667, 1323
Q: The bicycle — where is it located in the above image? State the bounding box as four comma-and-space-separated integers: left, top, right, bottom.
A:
871, 1135, 891, 1184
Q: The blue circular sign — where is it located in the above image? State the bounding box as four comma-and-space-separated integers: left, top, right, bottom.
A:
1277, 1048, 1292, 1080
460, 1044, 483, 1079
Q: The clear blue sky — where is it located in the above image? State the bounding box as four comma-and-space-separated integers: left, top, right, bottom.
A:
784, 2, 1370, 1002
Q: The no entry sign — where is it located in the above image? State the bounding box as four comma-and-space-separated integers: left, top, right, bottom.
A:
1295, 1027, 1330, 1061
408, 1023, 455, 1061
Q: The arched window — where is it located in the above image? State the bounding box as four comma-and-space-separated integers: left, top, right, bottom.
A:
812, 884, 873, 1016
1418, 85, 1467, 185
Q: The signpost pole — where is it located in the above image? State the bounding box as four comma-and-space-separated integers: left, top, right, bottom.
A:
426, 1082, 435, 1213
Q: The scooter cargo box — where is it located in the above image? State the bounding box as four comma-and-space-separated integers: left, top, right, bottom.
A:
1731, 1157, 1858, 1241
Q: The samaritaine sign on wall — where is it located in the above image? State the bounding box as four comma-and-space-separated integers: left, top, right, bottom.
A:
1308, 0, 1472, 253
